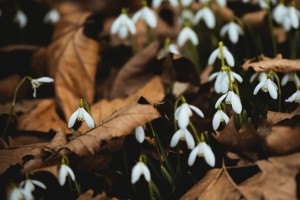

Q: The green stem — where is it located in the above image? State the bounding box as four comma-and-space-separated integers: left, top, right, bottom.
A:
148, 123, 163, 166
219, 41, 226, 67
148, 181, 154, 200
2, 76, 31, 138
188, 121, 200, 142
270, 71, 282, 112
189, 40, 201, 74
266, 2, 277, 57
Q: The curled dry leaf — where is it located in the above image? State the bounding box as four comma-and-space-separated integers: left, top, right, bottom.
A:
32, 7, 100, 119
213, 116, 261, 152
55, 96, 160, 171
242, 54, 300, 73
241, 10, 267, 28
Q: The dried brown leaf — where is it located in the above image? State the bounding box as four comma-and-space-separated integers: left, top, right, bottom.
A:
241, 10, 267, 28
242, 54, 300, 73
77, 190, 117, 200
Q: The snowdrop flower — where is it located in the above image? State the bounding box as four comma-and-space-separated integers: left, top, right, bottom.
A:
272, 3, 287, 24
111, 8, 136, 39
250, 72, 268, 83
58, 163, 75, 186
175, 102, 204, 129
180, 0, 193, 7
285, 86, 300, 103
44, 8, 60, 24
192, 7, 215, 29
281, 72, 299, 86
8, 187, 26, 200
30, 77, 54, 98
68, 99, 95, 129
177, 24, 199, 46
131, 162, 151, 184
220, 22, 243, 44
253, 75, 278, 99
170, 128, 195, 149
212, 108, 229, 130
215, 89, 242, 114
208, 42, 235, 67
257, 0, 277, 9
20, 178, 46, 194
209, 70, 227, 93
135, 126, 145, 143
159, 38, 180, 56
282, 6, 300, 31
152, 0, 179, 8
14, 9, 27, 28
179, 9, 194, 25
188, 141, 215, 167
132, 1, 157, 28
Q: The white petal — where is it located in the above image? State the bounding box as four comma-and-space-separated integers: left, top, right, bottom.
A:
82, 109, 95, 128
221, 111, 229, 123
223, 47, 235, 67
286, 91, 298, 102
215, 93, 228, 109
174, 105, 182, 120
268, 80, 278, 99
203, 8, 215, 29
281, 74, 290, 86
181, 0, 193, 7
184, 129, 195, 149
118, 26, 128, 39
31, 180, 46, 189
188, 145, 200, 166
189, 105, 204, 118
135, 126, 145, 143
125, 17, 136, 35
68, 109, 79, 128
208, 49, 219, 65
290, 8, 299, 29
9, 188, 23, 200
177, 28, 189, 46
131, 163, 142, 184
203, 144, 215, 167
169, 0, 179, 6
231, 93, 242, 114
65, 165, 76, 181
217, 0, 226, 6
192, 9, 205, 25
169, 44, 180, 55
34, 77, 54, 83
170, 129, 182, 147
177, 108, 190, 129
273, 4, 287, 24
220, 24, 230, 37
212, 111, 221, 130
58, 165, 67, 186
152, 0, 162, 8
132, 10, 142, 23
111, 16, 121, 34
209, 72, 219, 81
187, 28, 199, 45
253, 81, 265, 95
220, 77, 230, 94
14, 10, 27, 28
23, 180, 34, 192
232, 72, 243, 83
228, 23, 239, 44
250, 73, 258, 83
144, 8, 157, 28
141, 164, 151, 182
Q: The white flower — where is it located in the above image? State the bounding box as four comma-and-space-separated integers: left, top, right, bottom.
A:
220, 22, 243, 44
175, 103, 204, 129
131, 162, 151, 184
159, 40, 180, 56
68, 100, 95, 129
8, 187, 26, 200
135, 126, 145, 143
180, 0, 193, 7
14, 10, 27, 29
132, 6, 157, 28
58, 164, 76, 186
20, 179, 46, 192
282, 6, 300, 31
170, 128, 195, 149
250, 72, 268, 83
212, 109, 229, 130
215, 91, 242, 114
179, 9, 194, 25
272, 3, 287, 24
208, 45, 234, 67
216, 0, 226, 6
253, 77, 278, 99
111, 11, 136, 39
188, 142, 215, 167
281, 72, 299, 86
44, 8, 60, 24
285, 88, 300, 103
192, 7, 215, 29
152, 0, 178, 7
177, 26, 199, 46
209, 69, 243, 93
256, 0, 276, 9
30, 77, 54, 98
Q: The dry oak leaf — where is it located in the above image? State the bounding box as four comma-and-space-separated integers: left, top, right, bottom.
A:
58, 95, 160, 159
32, 9, 100, 119
239, 153, 300, 200
17, 99, 69, 132
242, 54, 300, 73
79, 75, 164, 132
213, 116, 262, 152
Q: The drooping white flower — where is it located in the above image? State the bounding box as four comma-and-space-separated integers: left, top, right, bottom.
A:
209, 70, 227, 93
170, 128, 195, 149
179, 9, 194, 25
132, 3, 157, 28
220, 22, 243, 44
135, 126, 145, 143
188, 142, 215, 167
111, 9, 136, 39
253, 77, 278, 99
212, 109, 229, 130
285, 87, 300, 103
58, 164, 76, 186
68, 99, 95, 129
256, 0, 277, 9
208, 45, 234, 67
282, 6, 300, 31
175, 102, 204, 129
177, 25, 199, 46
192, 7, 216, 29
152, 0, 179, 8
14, 9, 27, 28
250, 72, 268, 83
180, 0, 193, 7
8, 187, 26, 200
281, 72, 299, 86
30, 77, 54, 98
272, 3, 287, 24
20, 179, 46, 192
44, 8, 60, 24
131, 162, 151, 184
215, 90, 242, 114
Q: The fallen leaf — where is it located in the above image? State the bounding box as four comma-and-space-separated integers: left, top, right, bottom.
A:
242, 10, 267, 28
